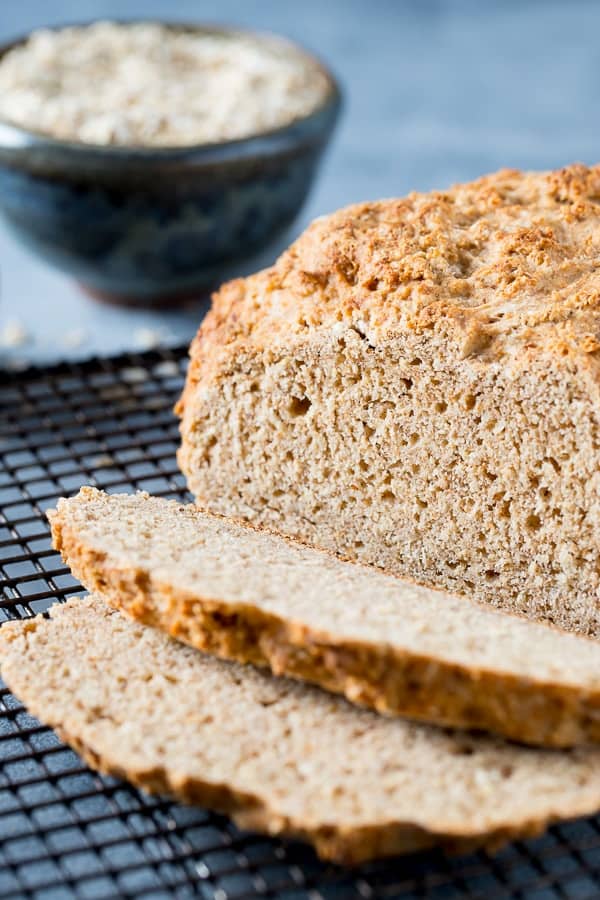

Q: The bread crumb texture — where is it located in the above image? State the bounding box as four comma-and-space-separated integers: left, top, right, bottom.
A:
4, 595, 600, 863
178, 164, 600, 635
49, 488, 600, 748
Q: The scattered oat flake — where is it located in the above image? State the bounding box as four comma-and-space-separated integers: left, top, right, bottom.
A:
62, 327, 88, 349
134, 328, 166, 350
91, 454, 114, 468
0, 319, 29, 347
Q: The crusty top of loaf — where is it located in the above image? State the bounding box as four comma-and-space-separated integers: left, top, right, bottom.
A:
188, 164, 600, 384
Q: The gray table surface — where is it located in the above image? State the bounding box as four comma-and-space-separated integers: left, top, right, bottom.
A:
1, 0, 599, 368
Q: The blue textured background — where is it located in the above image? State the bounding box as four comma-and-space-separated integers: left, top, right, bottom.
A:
1, 0, 599, 365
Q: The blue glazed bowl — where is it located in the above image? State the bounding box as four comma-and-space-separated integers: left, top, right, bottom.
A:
0, 22, 341, 305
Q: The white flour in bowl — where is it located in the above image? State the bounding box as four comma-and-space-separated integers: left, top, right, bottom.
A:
0, 21, 330, 147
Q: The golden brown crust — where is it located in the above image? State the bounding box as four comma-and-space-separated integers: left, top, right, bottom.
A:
50, 508, 600, 749
177, 163, 600, 416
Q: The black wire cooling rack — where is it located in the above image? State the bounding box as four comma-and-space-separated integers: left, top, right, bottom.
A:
2, 346, 600, 900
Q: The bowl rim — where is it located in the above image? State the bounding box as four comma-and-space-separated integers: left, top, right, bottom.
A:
0, 18, 342, 161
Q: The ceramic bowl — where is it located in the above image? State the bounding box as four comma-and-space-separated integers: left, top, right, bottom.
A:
0, 21, 341, 305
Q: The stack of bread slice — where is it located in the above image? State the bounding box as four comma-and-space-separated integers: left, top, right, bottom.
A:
4, 485, 600, 864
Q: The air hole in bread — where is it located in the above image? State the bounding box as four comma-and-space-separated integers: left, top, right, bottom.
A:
289, 396, 311, 417
350, 324, 375, 349
498, 500, 512, 519
363, 423, 375, 439
526, 514, 542, 531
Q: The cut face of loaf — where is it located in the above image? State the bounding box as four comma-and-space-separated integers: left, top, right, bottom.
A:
177, 164, 600, 636
5, 595, 600, 865
49, 487, 600, 748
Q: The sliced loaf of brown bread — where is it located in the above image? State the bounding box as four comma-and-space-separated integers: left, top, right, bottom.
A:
176, 164, 600, 637
48, 487, 600, 748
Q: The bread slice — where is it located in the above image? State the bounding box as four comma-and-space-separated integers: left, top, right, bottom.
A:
48, 487, 600, 748
5, 595, 600, 865
176, 163, 600, 637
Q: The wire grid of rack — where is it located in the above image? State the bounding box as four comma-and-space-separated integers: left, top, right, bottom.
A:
2, 346, 600, 900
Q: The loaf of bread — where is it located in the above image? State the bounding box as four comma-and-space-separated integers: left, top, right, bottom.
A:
49, 487, 600, 747
5, 595, 600, 864
177, 163, 600, 636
